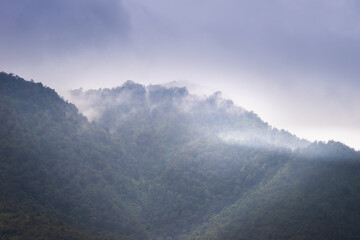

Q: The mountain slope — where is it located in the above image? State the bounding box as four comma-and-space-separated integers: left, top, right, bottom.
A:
187, 142, 360, 240
69, 81, 360, 239
0, 72, 149, 239
69, 83, 312, 238
1, 72, 360, 240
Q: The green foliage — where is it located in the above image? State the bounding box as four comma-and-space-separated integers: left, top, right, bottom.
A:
1, 72, 360, 240
0, 72, 149, 239
189, 153, 360, 240
0, 201, 98, 240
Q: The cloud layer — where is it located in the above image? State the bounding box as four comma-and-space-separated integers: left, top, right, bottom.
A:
1, 0, 359, 149
0, 0, 129, 55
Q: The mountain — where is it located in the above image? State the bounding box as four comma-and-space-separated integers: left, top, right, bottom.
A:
0, 72, 148, 239
188, 141, 360, 240
69, 81, 309, 150
1, 72, 360, 240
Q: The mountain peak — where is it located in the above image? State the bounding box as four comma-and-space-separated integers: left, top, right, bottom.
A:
68, 80, 309, 150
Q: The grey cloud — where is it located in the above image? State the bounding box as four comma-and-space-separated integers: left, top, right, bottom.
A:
125, 0, 360, 83
120, 0, 360, 149
0, 0, 130, 55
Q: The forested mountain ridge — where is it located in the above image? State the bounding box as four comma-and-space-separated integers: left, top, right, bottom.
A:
1, 72, 360, 240
69, 81, 309, 150
0, 72, 149, 239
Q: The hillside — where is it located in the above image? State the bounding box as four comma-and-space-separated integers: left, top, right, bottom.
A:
0, 72, 148, 239
1, 72, 360, 240
188, 141, 360, 240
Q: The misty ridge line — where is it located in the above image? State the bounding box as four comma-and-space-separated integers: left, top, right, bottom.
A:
0, 72, 351, 151
67, 80, 316, 150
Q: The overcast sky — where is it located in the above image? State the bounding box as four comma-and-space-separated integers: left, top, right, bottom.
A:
1, 0, 360, 149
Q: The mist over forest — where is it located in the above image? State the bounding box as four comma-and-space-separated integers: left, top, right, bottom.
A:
1, 0, 360, 239
1, 72, 360, 240
68, 81, 309, 150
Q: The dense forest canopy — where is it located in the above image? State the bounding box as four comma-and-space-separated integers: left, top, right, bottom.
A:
1, 72, 360, 240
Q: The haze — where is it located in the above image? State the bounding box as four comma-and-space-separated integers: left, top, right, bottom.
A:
1, 0, 359, 150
